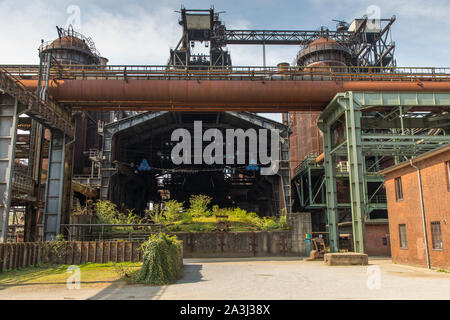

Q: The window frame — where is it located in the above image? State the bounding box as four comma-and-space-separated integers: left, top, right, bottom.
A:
446, 161, 450, 192
399, 224, 408, 249
395, 177, 403, 201
430, 221, 443, 250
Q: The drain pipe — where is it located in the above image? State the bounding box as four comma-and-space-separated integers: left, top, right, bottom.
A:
409, 159, 431, 269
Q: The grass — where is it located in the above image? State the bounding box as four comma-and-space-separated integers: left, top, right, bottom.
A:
437, 268, 449, 274
0, 262, 142, 286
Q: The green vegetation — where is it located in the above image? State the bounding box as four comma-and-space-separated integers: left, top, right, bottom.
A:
94, 200, 140, 225
135, 233, 183, 285
41, 234, 69, 265
188, 194, 213, 217
92, 196, 290, 233
0, 262, 141, 286
161, 196, 290, 232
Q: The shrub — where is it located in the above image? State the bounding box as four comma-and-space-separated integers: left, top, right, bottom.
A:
278, 211, 289, 230
94, 200, 142, 225
136, 233, 183, 285
181, 211, 193, 223
163, 200, 184, 222
120, 209, 142, 224
94, 200, 120, 224
188, 194, 212, 217
256, 217, 279, 231
146, 207, 165, 224
42, 234, 68, 265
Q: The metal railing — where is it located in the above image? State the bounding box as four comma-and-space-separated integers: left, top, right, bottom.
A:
73, 175, 101, 187
368, 194, 387, 204
57, 223, 164, 241
293, 152, 320, 177
3, 64, 450, 82
0, 67, 74, 136
12, 171, 34, 194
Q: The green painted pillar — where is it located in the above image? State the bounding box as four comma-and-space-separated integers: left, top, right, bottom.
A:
344, 92, 366, 253
322, 124, 339, 252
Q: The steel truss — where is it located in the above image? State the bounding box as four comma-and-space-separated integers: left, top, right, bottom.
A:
168, 7, 396, 68
318, 91, 450, 253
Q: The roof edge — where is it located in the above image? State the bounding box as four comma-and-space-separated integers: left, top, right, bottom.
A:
379, 143, 450, 176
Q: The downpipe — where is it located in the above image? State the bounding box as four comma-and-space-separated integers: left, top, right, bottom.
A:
409, 159, 431, 269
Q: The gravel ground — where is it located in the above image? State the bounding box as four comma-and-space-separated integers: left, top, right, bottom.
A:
0, 257, 449, 300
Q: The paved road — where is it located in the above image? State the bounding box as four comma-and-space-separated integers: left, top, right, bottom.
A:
0, 257, 449, 300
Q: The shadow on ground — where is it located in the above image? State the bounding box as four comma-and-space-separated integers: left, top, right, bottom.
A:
88, 263, 204, 300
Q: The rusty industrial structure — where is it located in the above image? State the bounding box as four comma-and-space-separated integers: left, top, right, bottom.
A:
0, 7, 449, 255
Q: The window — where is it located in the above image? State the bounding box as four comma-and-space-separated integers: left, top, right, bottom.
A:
395, 177, 403, 201
431, 222, 443, 250
399, 224, 407, 249
446, 161, 450, 191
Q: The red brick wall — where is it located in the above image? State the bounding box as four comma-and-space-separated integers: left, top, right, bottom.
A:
384, 150, 450, 270
365, 224, 391, 256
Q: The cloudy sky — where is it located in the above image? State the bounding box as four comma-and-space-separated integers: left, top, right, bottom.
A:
1, 0, 449, 66
1, 0, 449, 122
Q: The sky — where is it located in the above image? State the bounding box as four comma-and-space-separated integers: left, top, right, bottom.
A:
1, 0, 449, 122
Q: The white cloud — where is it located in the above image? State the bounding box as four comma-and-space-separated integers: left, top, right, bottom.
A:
81, 3, 180, 64
0, 1, 64, 63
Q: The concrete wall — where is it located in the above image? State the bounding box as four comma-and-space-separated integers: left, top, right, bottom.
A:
172, 212, 312, 258
384, 150, 450, 270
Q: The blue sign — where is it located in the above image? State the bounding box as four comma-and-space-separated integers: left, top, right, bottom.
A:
246, 164, 259, 171
138, 159, 151, 171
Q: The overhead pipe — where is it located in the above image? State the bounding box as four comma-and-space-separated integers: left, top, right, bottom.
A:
316, 152, 325, 164
19, 79, 450, 111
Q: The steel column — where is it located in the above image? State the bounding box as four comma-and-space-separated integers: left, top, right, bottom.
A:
42, 130, 66, 240
322, 124, 339, 252
280, 128, 291, 214
0, 95, 19, 243
344, 93, 366, 253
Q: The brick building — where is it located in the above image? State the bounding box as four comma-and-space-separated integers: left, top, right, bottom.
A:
381, 145, 450, 270
339, 220, 391, 256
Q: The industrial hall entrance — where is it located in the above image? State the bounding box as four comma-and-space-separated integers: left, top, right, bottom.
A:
0, 8, 449, 255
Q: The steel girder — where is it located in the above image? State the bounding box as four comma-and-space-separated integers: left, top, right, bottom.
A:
0, 95, 19, 242
344, 96, 366, 253
318, 91, 450, 253
320, 123, 339, 252
42, 130, 66, 240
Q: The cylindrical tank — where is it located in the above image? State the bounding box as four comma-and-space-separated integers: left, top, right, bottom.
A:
39, 26, 110, 175
277, 62, 290, 72
39, 26, 108, 66
296, 37, 351, 68
289, 38, 350, 176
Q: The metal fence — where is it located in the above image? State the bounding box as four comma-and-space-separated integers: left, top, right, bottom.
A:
56, 224, 163, 241
0, 241, 146, 273
3, 64, 450, 82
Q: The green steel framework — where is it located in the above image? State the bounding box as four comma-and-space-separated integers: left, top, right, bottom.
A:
317, 91, 450, 253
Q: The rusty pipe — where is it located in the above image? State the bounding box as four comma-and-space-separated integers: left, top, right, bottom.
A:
19, 79, 450, 110
316, 152, 325, 164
